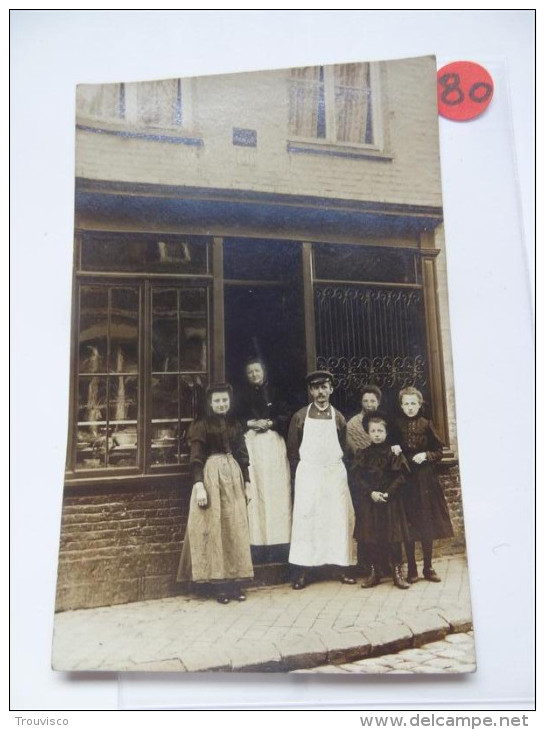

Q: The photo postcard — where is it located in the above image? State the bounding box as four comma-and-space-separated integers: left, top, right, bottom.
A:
52, 54, 475, 674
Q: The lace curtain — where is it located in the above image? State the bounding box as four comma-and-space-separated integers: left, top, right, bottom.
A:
77, 83, 123, 120
288, 66, 322, 138
77, 79, 181, 127
136, 79, 180, 127
333, 63, 372, 144
289, 63, 373, 144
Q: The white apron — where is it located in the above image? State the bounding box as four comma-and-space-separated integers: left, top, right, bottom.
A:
288, 405, 356, 567
245, 429, 292, 546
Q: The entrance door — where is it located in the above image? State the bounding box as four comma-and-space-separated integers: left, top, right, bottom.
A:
223, 238, 306, 407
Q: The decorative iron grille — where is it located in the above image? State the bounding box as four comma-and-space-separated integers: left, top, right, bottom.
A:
315, 285, 429, 414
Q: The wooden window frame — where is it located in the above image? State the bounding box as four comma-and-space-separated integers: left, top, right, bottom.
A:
65, 232, 214, 486
288, 63, 387, 156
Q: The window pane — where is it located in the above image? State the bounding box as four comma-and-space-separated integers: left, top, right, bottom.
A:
151, 430, 179, 466
151, 374, 179, 421
108, 375, 138, 423
151, 374, 179, 466
149, 375, 206, 466
223, 238, 300, 281
76, 425, 136, 470
152, 289, 179, 372
77, 375, 107, 430
76, 374, 139, 471
77, 83, 123, 120
80, 233, 208, 274
135, 79, 180, 127
288, 66, 322, 138
313, 244, 417, 284
75, 284, 141, 472
333, 63, 373, 145
76, 376, 107, 470
150, 286, 208, 467
179, 289, 207, 371
109, 428, 138, 468
79, 288, 108, 373
180, 375, 206, 420
109, 288, 139, 373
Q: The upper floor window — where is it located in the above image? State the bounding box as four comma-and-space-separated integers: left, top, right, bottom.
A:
77, 78, 188, 130
76, 82, 125, 121
135, 79, 182, 127
288, 62, 382, 150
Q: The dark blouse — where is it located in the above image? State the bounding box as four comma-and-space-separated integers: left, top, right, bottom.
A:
286, 403, 347, 478
391, 414, 444, 462
236, 382, 290, 438
188, 415, 250, 483
349, 443, 409, 498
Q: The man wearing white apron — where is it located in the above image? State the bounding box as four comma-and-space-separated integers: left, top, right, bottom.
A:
287, 370, 357, 589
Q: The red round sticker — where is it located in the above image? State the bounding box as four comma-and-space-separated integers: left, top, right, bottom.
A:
437, 61, 494, 121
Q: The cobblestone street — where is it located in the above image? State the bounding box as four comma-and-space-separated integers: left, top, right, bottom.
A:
296, 631, 475, 674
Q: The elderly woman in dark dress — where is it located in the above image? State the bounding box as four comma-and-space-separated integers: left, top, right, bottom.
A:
391, 387, 454, 583
177, 383, 254, 604
237, 358, 292, 564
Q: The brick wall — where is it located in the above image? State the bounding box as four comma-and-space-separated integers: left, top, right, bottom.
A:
55, 480, 190, 611
436, 464, 467, 556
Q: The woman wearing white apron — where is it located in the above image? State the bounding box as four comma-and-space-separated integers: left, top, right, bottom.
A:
287, 370, 357, 589
237, 359, 292, 564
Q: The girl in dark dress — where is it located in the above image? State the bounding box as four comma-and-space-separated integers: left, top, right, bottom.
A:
349, 412, 411, 590
176, 384, 254, 604
391, 387, 454, 583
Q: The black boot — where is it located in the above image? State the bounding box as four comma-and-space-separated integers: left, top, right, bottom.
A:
361, 565, 380, 589
407, 564, 419, 583
423, 567, 441, 583
404, 540, 418, 582
392, 564, 410, 589
422, 541, 440, 581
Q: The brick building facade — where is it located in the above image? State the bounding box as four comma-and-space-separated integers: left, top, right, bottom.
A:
56, 55, 466, 611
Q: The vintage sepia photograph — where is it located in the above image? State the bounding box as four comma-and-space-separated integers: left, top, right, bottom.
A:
52, 54, 475, 674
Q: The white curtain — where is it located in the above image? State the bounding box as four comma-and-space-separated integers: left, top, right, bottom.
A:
333, 63, 372, 144
288, 66, 321, 138
76, 83, 122, 120
137, 79, 179, 127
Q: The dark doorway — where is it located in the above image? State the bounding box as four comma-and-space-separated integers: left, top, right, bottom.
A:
223, 239, 306, 409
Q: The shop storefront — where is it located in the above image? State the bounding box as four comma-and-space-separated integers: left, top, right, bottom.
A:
55, 180, 462, 611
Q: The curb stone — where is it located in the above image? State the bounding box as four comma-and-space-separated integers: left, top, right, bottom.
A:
362, 620, 413, 657
274, 633, 327, 671
397, 610, 450, 647
436, 606, 473, 633
229, 640, 283, 672
320, 630, 372, 664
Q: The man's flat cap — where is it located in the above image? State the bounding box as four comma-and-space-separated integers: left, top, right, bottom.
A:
306, 370, 334, 385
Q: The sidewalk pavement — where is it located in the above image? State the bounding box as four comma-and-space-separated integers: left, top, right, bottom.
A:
52, 555, 473, 673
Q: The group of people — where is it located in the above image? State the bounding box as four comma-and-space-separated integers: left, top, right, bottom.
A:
176, 360, 454, 604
